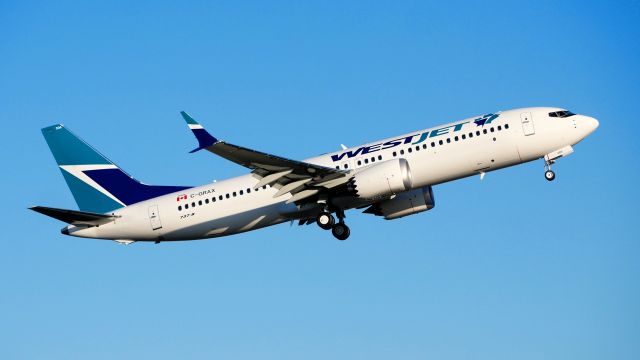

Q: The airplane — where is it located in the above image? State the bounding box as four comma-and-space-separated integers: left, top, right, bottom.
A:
30, 107, 599, 243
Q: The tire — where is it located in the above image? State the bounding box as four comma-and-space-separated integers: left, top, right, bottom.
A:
545, 170, 556, 181
332, 223, 350, 241
316, 212, 334, 230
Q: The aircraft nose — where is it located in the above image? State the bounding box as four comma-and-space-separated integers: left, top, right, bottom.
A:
584, 116, 599, 134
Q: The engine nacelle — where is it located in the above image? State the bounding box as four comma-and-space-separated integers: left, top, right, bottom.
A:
364, 186, 435, 220
348, 158, 413, 200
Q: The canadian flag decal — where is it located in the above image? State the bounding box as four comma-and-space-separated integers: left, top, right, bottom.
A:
177, 194, 187, 202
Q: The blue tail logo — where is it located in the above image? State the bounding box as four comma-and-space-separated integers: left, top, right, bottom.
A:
42, 124, 191, 213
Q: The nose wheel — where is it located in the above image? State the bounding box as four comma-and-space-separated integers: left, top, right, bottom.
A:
544, 170, 556, 181
544, 158, 556, 181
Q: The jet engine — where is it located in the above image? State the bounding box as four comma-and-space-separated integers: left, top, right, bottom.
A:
363, 186, 435, 220
347, 158, 412, 200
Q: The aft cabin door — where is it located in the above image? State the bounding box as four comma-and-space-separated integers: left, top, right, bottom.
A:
148, 205, 162, 230
520, 112, 535, 136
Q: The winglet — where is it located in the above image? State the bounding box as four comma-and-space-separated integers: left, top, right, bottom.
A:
181, 111, 218, 153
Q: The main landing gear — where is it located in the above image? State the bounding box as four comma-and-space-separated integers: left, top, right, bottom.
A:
316, 209, 350, 241
544, 158, 556, 181
316, 211, 334, 230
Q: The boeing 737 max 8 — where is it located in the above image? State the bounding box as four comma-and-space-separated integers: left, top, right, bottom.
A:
30, 107, 598, 243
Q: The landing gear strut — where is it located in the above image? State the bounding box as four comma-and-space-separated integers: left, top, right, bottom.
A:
544, 158, 556, 181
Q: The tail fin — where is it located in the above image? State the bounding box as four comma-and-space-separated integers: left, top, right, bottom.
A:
41, 124, 191, 213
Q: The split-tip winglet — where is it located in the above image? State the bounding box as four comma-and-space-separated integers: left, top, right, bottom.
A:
181, 111, 218, 152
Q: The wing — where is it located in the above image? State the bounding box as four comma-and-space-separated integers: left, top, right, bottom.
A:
181, 112, 350, 204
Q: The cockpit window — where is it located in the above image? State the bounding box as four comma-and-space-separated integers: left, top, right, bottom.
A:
549, 110, 576, 118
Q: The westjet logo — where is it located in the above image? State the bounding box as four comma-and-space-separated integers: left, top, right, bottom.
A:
474, 113, 499, 126
331, 113, 500, 162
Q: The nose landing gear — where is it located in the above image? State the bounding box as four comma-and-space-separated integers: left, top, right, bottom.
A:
544, 158, 556, 181
544, 170, 556, 181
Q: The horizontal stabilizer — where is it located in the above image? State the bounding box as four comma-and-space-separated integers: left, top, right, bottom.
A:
30, 206, 118, 226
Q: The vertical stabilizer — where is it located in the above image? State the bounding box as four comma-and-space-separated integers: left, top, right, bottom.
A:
41, 124, 190, 213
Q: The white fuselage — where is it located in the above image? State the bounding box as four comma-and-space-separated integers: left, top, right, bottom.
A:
65, 107, 599, 241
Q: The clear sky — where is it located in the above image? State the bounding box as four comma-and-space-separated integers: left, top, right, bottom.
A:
1, 1, 639, 359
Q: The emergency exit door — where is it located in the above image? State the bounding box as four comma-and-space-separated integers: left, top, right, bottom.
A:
520, 112, 535, 136
148, 205, 162, 230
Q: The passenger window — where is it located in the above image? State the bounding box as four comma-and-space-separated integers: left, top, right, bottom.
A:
226, 194, 230, 199
469, 132, 473, 138
371, 157, 375, 162
213, 197, 216, 202
185, 204, 189, 209
497, 125, 502, 131
233, 192, 237, 197
335, 166, 339, 169
364, 158, 369, 164
247, 188, 251, 193
439, 140, 443, 145
219, 195, 223, 200
408, 148, 412, 153
263, 185, 267, 189
483, 129, 487, 134
505, 124, 509, 129
205, 199, 209, 204
357, 160, 362, 165
198, 200, 202, 206
476, 131, 480, 136
378, 155, 382, 160
392, 151, 397, 157
192, 202, 196, 207
446, 138, 451, 143
400, 149, 405, 155
454, 136, 459, 141
343, 163, 349, 169
415, 146, 419, 151
422, 144, 427, 149
239, 190, 243, 195
462, 134, 466, 139
431, 142, 435, 147
490, 127, 495, 132
178, 205, 182, 211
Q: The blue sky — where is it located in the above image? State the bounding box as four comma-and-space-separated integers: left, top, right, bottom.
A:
1, 1, 639, 359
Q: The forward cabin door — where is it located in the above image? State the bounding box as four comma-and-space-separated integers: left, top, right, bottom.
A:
148, 205, 162, 230
520, 112, 535, 136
